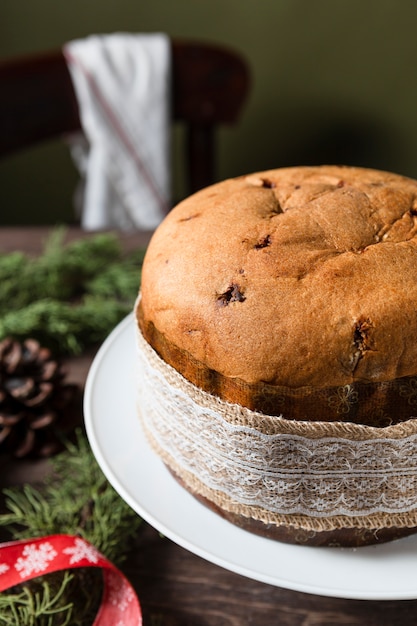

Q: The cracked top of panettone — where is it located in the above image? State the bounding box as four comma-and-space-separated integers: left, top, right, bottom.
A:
137, 165, 417, 390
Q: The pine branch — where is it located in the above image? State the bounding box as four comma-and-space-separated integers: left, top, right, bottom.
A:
0, 430, 141, 563
0, 571, 74, 626
0, 569, 102, 626
0, 297, 131, 354
0, 229, 144, 355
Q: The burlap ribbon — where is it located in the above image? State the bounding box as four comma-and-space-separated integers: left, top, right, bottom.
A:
135, 322, 417, 532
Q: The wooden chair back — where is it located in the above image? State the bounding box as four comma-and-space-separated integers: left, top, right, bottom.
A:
0, 39, 250, 196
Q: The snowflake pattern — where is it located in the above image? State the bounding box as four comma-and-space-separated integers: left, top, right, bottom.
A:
0, 562, 9, 575
15, 542, 57, 578
63, 537, 101, 564
107, 570, 135, 611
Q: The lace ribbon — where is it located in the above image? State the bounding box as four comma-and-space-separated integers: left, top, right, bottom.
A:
0, 534, 141, 625
136, 322, 417, 531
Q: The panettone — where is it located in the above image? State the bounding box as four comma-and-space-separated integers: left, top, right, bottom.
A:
135, 165, 417, 546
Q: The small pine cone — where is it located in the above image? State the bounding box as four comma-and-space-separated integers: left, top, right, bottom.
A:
0, 337, 80, 458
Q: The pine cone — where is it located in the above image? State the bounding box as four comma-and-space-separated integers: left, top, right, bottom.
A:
0, 338, 80, 458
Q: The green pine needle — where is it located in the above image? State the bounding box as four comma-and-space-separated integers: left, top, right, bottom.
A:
0, 229, 144, 354
0, 571, 75, 626
0, 297, 131, 354
0, 430, 142, 562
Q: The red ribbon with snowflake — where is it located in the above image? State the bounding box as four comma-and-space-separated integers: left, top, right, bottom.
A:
0, 534, 142, 625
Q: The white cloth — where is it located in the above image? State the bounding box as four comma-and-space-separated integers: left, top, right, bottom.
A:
63, 33, 171, 231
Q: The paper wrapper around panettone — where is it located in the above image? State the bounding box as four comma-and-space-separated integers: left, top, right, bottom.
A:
136, 300, 417, 548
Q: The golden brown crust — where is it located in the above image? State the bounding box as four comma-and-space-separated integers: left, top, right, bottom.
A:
139, 165, 417, 391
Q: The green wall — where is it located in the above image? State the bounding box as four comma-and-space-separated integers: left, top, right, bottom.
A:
1, 0, 416, 224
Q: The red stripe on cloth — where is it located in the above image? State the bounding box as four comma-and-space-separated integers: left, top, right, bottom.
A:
64, 48, 170, 216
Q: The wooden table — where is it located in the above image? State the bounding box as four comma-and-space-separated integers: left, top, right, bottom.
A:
1, 226, 416, 625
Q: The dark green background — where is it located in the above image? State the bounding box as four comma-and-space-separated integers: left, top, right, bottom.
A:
1, 0, 415, 224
